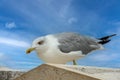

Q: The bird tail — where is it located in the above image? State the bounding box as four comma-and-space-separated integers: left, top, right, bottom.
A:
98, 34, 117, 45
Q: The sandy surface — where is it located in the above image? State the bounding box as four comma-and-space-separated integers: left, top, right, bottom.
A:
59, 64, 120, 80
91, 72, 120, 80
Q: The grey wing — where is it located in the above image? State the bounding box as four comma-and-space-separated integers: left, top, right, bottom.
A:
54, 32, 101, 54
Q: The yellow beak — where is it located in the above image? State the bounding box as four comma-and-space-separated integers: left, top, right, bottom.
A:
26, 48, 35, 54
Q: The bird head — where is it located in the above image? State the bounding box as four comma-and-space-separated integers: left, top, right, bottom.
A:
26, 37, 47, 54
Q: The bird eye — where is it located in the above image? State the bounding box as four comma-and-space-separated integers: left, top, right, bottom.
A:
38, 40, 44, 45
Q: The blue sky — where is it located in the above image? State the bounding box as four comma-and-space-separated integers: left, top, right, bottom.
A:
0, 0, 120, 70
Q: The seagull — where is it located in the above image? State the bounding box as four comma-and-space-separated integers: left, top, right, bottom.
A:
26, 32, 116, 65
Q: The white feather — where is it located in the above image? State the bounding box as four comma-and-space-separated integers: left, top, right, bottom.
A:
33, 35, 84, 64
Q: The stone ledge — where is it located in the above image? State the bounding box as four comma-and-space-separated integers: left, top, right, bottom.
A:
14, 64, 120, 80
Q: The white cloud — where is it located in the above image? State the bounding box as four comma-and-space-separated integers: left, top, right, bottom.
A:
68, 17, 77, 24
112, 21, 120, 27
0, 53, 6, 60
114, 63, 120, 68
90, 53, 119, 61
107, 21, 120, 35
10, 61, 40, 70
5, 22, 16, 29
14, 61, 39, 65
59, 0, 72, 18
0, 37, 30, 48
0, 52, 9, 63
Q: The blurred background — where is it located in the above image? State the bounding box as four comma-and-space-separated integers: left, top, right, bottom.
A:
0, 0, 120, 70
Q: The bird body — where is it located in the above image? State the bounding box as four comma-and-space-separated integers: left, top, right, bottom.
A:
35, 34, 84, 64
26, 32, 116, 64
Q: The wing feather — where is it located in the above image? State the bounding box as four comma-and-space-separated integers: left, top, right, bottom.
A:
54, 32, 101, 54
